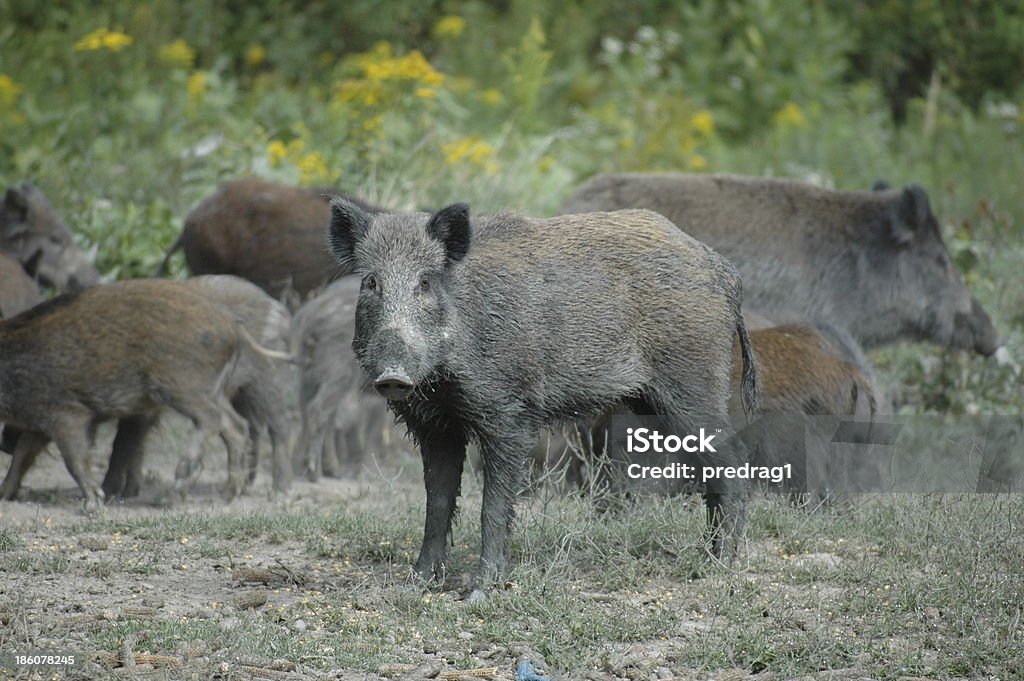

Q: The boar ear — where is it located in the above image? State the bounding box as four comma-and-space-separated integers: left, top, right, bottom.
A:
889, 184, 932, 246
871, 179, 892, 192
326, 195, 371, 265
22, 249, 42, 279
3, 187, 29, 222
425, 203, 471, 264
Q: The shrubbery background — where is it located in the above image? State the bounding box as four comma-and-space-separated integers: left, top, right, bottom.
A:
0, 0, 1021, 414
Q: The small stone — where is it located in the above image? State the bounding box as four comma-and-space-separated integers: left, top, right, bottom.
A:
292, 619, 307, 632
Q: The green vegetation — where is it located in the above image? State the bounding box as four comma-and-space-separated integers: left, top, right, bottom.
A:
0, 1, 1021, 414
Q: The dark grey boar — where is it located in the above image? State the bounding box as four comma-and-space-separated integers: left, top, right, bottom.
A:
0, 279, 287, 510
156, 178, 384, 299
327, 198, 759, 599
101, 275, 295, 499
560, 173, 999, 355
292, 275, 408, 481
1, 183, 100, 291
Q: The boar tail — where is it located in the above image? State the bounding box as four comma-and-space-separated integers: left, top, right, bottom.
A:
736, 317, 759, 419
152, 234, 184, 278
237, 324, 299, 363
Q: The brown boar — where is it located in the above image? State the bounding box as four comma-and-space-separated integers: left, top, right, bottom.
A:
156, 178, 384, 299
0, 279, 288, 510
101, 275, 295, 499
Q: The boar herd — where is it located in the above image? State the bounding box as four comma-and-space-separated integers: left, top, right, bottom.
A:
0, 171, 1003, 597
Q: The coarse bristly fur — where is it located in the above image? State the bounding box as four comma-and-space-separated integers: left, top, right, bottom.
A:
328, 197, 759, 599
156, 178, 385, 299
100, 275, 296, 500
560, 172, 999, 356
0, 279, 287, 511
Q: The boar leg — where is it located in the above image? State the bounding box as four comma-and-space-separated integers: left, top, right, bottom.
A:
230, 391, 261, 489
219, 401, 251, 500
322, 426, 341, 478
0, 425, 22, 454
300, 399, 326, 482
173, 396, 248, 500
700, 424, 749, 561
412, 428, 469, 584
102, 415, 157, 500
0, 430, 50, 500
469, 431, 533, 602
51, 414, 105, 513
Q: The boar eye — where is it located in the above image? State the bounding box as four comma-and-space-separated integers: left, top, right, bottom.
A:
365, 274, 378, 291
419, 276, 430, 292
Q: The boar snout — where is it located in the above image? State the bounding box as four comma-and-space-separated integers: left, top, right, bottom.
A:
374, 368, 415, 401
954, 296, 1000, 357
68, 263, 100, 290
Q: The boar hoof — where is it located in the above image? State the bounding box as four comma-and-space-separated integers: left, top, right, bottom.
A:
465, 588, 488, 604
82, 493, 105, 516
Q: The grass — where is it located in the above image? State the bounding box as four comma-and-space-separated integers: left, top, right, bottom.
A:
2, 469, 1022, 678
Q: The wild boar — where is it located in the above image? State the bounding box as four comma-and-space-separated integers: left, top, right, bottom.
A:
292, 275, 407, 481
728, 324, 879, 506
560, 173, 999, 355
1, 183, 100, 291
156, 178, 384, 299
101, 275, 295, 499
0, 279, 288, 510
0, 253, 43, 455
327, 198, 759, 600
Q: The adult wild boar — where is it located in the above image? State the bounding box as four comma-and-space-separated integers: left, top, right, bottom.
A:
327, 198, 759, 599
0, 280, 288, 510
157, 178, 383, 299
101, 275, 295, 499
560, 173, 999, 355
292, 275, 407, 481
1, 183, 100, 291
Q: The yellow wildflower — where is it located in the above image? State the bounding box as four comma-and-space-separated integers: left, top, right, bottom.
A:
75, 28, 133, 52
773, 101, 807, 129
415, 87, 437, 99
158, 39, 195, 68
298, 152, 331, 184
690, 110, 715, 136
442, 136, 498, 173
480, 88, 504, 106
267, 140, 288, 167
0, 74, 23, 107
433, 15, 466, 40
362, 50, 443, 86
688, 154, 708, 171
246, 44, 266, 67
186, 71, 207, 101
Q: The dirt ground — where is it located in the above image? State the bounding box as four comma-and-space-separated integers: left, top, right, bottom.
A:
1, 419, 1021, 681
